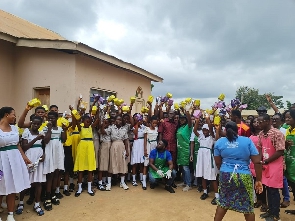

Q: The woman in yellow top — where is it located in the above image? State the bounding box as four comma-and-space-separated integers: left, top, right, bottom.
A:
72, 109, 100, 197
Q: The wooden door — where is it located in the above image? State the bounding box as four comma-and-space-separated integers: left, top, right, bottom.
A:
34, 88, 50, 106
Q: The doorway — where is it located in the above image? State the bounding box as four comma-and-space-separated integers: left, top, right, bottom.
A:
34, 87, 50, 107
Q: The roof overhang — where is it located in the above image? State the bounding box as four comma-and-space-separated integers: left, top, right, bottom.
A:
0, 33, 163, 82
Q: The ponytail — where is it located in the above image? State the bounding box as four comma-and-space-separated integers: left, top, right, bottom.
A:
226, 128, 238, 142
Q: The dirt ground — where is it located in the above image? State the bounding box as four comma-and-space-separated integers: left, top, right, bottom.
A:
1, 183, 295, 221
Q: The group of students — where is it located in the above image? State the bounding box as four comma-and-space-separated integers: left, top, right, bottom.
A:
0, 94, 295, 221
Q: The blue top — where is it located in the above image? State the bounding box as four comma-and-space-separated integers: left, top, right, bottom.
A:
214, 136, 259, 174
149, 149, 172, 161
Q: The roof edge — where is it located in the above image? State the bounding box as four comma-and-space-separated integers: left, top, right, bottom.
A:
0, 32, 17, 43
13, 38, 163, 82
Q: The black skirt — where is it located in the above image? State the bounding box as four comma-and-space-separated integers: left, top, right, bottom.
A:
64, 146, 74, 172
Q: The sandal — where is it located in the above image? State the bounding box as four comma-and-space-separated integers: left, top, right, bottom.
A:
51, 196, 60, 205
43, 200, 52, 211
254, 201, 262, 208
260, 205, 268, 212
15, 204, 24, 215
34, 205, 45, 216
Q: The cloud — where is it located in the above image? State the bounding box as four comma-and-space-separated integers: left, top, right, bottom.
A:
1, 0, 295, 109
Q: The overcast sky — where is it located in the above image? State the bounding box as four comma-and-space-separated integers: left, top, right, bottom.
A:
1, 0, 295, 109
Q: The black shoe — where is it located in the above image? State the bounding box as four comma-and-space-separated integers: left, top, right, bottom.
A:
75, 191, 81, 197
260, 212, 271, 219
197, 186, 203, 192
142, 186, 147, 190
69, 183, 75, 192
26, 197, 34, 205
285, 210, 295, 215
211, 197, 217, 205
51, 196, 60, 205
63, 190, 71, 196
97, 184, 106, 191
165, 185, 175, 193
55, 192, 64, 199
200, 193, 209, 200
43, 200, 52, 211
150, 183, 156, 189
88, 191, 95, 196
171, 182, 177, 188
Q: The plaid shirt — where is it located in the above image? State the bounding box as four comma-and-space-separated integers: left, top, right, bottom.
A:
258, 126, 285, 151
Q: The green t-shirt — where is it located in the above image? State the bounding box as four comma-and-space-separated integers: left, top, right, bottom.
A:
176, 124, 192, 166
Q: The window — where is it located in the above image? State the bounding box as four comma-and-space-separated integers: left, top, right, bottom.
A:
89, 88, 117, 104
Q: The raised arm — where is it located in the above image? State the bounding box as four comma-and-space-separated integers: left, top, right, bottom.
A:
18, 105, 33, 128
205, 115, 215, 138
266, 94, 280, 114
193, 118, 200, 137
91, 106, 100, 128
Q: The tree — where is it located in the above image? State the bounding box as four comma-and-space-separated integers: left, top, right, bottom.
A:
286, 100, 292, 109
235, 86, 284, 110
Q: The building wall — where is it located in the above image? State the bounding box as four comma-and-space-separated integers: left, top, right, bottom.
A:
13, 47, 76, 117
0, 40, 14, 107
75, 54, 151, 112
0, 39, 152, 118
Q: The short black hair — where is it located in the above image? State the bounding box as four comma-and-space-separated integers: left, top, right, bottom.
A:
0, 107, 14, 119
47, 111, 58, 118
49, 105, 58, 110
231, 109, 241, 119
162, 139, 168, 147
260, 114, 270, 121
150, 115, 158, 121
31, 115, 43, 122
35, 106, 46, 113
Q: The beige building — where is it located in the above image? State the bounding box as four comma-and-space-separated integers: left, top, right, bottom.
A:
241, 109, 286, 118
0, 10, 162, 117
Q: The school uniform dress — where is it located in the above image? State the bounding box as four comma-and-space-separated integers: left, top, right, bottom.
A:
22, 129, 46, 183
0, 125, 30, 195
43, 126, 65, 174
195, 135, 217, 180
99, 127, 111, 171
131, 125, 145, 165
71, 126, 81, 163
108, 125, 128, 174
144, 127, 158, 166
74, 126, 96, 172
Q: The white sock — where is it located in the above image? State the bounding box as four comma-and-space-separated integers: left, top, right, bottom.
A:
55, 187, 60, 193
88, 182, 93, 193
19, 201, 24, 205
102, 177, 106, 183
215, 193, 220, 199
121, 176, 125, 184
107, 177, 112, 185
77, 183, 82, 193
98, 180, 102, 185
203, 189, 208, 194
64, 185, 68, 191
139, 173, 143, 181
34, 202, 41, 212
8, 212, 13, 215
69, 177, 74, 184
132, 175, 136, 182
142, 175, 147, 187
